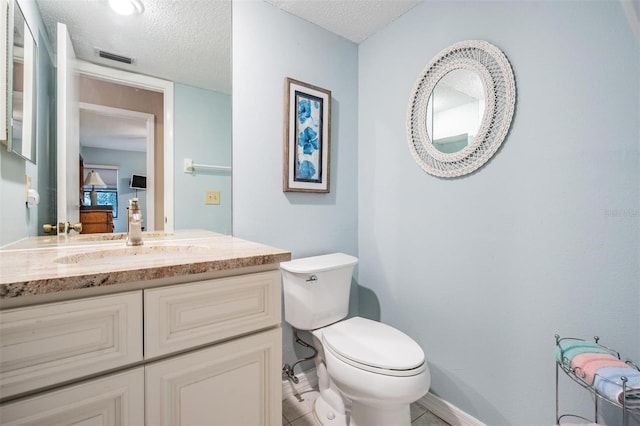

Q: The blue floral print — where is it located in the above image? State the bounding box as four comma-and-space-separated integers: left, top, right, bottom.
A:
298, 127, 319, 155
298, 99, 311, 123
294, 95, 322, 182
297, 160, 316, 179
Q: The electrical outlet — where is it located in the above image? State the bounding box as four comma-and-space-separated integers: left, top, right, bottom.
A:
205, 190, 220, 205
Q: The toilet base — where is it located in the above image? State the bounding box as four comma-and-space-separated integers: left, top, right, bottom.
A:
314, 391, 413, 426
314, 396, 348, 426
350, 402, 410, 426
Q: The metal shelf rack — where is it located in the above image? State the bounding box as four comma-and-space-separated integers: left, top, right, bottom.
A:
555, 335, 639, 426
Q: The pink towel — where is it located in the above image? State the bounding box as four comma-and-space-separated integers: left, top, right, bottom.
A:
570, 353, 628, 384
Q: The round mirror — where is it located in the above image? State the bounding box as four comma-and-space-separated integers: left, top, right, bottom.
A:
407, 40, 516, 178
427, 69, 485, 154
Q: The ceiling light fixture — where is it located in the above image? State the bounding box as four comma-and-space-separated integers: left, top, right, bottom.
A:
109, 0, 144, 16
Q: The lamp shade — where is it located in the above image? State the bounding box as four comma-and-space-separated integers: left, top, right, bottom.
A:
84, 170, 107, 188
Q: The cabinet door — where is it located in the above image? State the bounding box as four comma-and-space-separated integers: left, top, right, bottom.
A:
0, 292, 142, 399
0, 367, 144, 425
144, 271, 280, 358
145, 328, 282, 426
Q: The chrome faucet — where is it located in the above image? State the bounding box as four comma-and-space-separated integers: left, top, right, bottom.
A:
126, 198, 143, 246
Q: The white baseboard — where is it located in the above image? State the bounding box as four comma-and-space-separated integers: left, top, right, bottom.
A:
417, 392, 486, 426
281, 367, 485, 426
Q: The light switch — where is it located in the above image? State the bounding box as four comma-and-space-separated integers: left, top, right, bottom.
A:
205, 190, 220, 205
25, 175, 32, 200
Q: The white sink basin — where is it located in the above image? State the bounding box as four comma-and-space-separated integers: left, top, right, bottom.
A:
54, 244, 212, 265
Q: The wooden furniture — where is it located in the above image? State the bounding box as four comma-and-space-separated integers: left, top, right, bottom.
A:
80, 208, 114, 234
0, 270, 282, 425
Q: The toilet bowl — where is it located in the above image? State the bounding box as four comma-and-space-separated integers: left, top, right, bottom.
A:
312, 317, 430, 426
281, 253, 430, 426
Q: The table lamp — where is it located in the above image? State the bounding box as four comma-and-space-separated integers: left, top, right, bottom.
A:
84, 170, 107, 206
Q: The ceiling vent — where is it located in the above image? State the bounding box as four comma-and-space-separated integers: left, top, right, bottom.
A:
96, 49, 135, 65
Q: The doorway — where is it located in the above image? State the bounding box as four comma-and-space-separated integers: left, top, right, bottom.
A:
79, 101, 155, 232
76, 60, 174, 231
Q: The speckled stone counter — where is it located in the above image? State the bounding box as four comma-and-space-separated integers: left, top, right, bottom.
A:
0, 231, 290, 304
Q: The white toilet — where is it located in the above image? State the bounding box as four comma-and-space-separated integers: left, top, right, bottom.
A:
281, 253, 430, 426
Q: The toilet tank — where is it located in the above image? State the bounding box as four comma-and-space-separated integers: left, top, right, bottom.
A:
280, 253, 358, 330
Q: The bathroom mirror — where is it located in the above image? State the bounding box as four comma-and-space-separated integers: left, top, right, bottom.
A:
407, 40, 516, 178
0, 1, 7, 142
8, 0, 38, 163
28, 0, 231, 235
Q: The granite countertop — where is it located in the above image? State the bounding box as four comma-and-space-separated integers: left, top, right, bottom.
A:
0, 230, 290, 301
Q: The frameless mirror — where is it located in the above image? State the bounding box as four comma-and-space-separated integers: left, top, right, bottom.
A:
427, 69, 485, 154
0, 1, 7, 142
32, 0, 231, 235
9, 0, 38, 163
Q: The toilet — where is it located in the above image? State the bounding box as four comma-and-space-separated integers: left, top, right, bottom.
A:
281, 253, 430, 426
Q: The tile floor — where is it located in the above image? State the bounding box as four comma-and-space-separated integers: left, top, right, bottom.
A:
282, 389, 452, 426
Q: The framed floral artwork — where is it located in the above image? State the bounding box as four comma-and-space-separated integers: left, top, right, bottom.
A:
283, 77, 331, 193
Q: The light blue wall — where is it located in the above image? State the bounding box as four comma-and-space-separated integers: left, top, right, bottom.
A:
358, 1, 639, 425
81, 146, 146, 233
0, 0, 55, 246
232, 1, 359, 371
174, 83, 232, 234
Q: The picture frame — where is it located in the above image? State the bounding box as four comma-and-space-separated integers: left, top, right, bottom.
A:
283, 77, 331, 193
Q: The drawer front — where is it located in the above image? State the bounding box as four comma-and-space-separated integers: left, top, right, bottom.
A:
144, 270, 281, 358
80, 211, 113, 224
0, 367, 144, 425
0, 292, 143, 400
81, 223, 114, 234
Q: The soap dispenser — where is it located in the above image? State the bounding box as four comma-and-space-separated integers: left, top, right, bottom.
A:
127, 198, 143, 246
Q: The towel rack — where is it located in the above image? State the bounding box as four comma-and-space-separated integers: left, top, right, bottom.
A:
183, 158, 231, 174
555, 334, 640, 426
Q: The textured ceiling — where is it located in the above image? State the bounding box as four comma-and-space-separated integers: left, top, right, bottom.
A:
31, 0, 639, 97
34, 0, 422, 150
265, 0, 420, 43
35, 0, 231, 94
34, 0, 420, 97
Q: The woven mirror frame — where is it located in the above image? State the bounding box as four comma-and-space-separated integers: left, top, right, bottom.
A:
407, 40, 516, 178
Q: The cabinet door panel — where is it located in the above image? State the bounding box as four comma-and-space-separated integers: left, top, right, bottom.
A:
145, 328, 282, 426
0, 292, 142, 399
0, 367, 144, 425
144, 271, 280, 358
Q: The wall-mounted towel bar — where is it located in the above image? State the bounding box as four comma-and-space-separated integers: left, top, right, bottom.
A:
183, 158, 232, 174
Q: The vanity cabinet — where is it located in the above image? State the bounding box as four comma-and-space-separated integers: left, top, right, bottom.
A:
0, 269, 283, 425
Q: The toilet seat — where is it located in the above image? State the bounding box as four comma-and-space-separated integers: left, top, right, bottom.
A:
320, 317, 426, 377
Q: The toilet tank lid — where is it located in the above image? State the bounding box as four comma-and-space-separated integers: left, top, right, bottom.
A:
280, 253, 358, 273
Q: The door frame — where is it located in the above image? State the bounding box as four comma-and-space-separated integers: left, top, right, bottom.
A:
80, 102, 155, 231
76, 60, 175, 231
